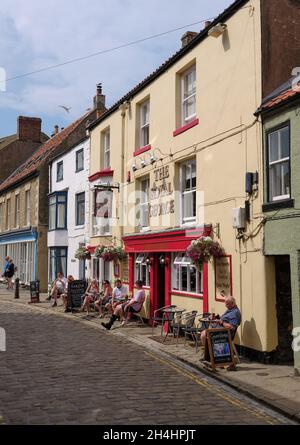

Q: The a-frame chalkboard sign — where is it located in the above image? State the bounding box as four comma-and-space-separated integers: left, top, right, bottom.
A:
203, 328, 236, 372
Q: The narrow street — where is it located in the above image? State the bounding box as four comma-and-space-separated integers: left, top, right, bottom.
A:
0, 300, 294, 425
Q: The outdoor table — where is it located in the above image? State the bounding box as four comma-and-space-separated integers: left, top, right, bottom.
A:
161, 307, 185, 343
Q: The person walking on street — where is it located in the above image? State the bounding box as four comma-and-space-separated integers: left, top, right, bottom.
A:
6, 259, 15, 290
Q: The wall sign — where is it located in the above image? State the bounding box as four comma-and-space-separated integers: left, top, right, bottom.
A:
150, 166, 174, 217
215, 255, 232, 301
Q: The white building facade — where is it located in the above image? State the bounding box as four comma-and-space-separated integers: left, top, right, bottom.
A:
47, 137, 91, 282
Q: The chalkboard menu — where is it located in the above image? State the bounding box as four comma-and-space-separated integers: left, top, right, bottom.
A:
204, 328, 235, 371
68, 280, 87, 310
29, 280, 40, 303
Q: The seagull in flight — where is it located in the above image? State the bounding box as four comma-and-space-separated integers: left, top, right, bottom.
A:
59, 105, 72, 113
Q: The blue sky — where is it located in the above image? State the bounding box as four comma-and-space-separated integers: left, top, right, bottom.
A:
0, 0, 232, 137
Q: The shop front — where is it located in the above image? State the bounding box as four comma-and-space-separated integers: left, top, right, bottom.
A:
123, 226, 211, 319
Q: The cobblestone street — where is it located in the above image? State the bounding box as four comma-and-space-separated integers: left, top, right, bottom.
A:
0, 300, 294, 425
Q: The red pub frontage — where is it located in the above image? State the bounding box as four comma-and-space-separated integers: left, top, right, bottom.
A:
123, 226, 212, 319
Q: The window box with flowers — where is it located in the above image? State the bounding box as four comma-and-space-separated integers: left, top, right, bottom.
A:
186, 236, 225, 270
95, 245, 127, 262
74, 246, 91, 261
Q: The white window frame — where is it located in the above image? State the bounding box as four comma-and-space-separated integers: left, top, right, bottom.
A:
172, 252, 203, 295
140, 177, 150, 230
25, 190, 31, 226
135, 253, 150, 287
0, 203, 3, 232
15, 194, 20, 228
181, 65, 196, 126
268, 126, 290, 202
6, 199, 11, 230
103, 130, 110, 169
180, 158, 196, 225
140, 100, 150, 147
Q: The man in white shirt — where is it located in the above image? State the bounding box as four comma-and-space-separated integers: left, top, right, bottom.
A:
105, 279, 128, 315
101, 280, 144, 331
51, 272, 68, 307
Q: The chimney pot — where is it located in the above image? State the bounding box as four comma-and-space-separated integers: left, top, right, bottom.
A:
17, 116, 42, 143
205, 21, 212, 28
181, 31, 198, 48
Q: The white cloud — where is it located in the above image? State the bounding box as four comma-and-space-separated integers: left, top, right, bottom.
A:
0, 0, 233, 127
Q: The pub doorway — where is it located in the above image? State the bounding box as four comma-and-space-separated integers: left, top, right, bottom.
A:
274, 255, 294, 364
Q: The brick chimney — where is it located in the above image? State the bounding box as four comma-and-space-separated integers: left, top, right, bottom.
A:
17, 116, 41, 143
93, 83, 106, 118
181, 31, 198, 48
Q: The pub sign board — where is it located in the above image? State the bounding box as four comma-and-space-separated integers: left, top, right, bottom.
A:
68, 280, 87, 310
29, 280, 40, 303
204, 328, 235, 371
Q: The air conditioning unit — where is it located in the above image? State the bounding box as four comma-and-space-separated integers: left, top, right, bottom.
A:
232, 207, 246, 229
208, 23, 227, 38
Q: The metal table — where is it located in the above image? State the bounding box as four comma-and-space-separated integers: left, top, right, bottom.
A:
161, 307, 185, 343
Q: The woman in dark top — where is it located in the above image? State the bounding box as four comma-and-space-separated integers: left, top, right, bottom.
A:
6, 259, 15, 290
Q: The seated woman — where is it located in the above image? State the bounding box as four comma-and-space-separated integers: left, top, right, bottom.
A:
80, 279, 99, 314
60, 275, 75, 313
94, 280, 113, 318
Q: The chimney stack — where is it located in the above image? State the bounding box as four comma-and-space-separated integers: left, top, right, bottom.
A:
17, 116, 41, 143
93, 83, 106, 117
181, 31, 198, 48
54, 125, 59, 134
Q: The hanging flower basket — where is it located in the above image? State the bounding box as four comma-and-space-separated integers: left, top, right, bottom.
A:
95, 245, 127, 262
186, 236, 225, 270
74, 246, 91, 260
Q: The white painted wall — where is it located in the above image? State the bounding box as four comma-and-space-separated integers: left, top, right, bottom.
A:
47, 137, 91, 280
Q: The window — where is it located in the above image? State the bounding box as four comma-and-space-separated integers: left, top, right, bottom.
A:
15, 194, 20, 227
93, 189, 112, 235
135, 253, 150, 287
139, 100, 150, 147
172, 252, 202, 294
140, 178, 150, 229
49, 247, 67, 282
76, 192, 85, 226
76, 149, 84, 172
0, 203, 3, 232
48, 192, 67, 230
103, 130, 110, 169
181, 66, 196, 125
180, 159, 196, 224
6, 199, 11, 230
25, 190, 31, 226
56, 161, 63, 182
268, 126, 290, 201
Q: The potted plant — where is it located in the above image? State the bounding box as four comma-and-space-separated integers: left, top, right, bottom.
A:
95, 245, 127, 262
74, 246, 91, 260
186, 236, 225, 270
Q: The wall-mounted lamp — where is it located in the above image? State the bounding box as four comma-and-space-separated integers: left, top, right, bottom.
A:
132, 163, 137, 172
159, 255, 165, 266
141, 159, 146, 168
150, 155, 156, 164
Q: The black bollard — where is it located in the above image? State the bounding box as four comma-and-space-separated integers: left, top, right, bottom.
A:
14, 278, 20, 299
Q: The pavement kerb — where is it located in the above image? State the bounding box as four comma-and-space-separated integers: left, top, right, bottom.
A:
1, 294, 300, 423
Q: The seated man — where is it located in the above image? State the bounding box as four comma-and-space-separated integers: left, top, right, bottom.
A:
51, 272, 68, 307
105, 279, 127, 315
200, 296, 241, 370
101, 280, 144, 330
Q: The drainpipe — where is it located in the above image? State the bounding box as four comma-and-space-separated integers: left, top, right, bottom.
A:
119, 101, 130, 240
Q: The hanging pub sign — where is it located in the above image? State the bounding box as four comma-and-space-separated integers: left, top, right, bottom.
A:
215, 255, 232, 301
94, 188, 113, 218
68, 280, 87, 311
204, 328, 235, 372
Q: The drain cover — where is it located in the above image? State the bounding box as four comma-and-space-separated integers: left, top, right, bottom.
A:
256, 372, 269, 376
